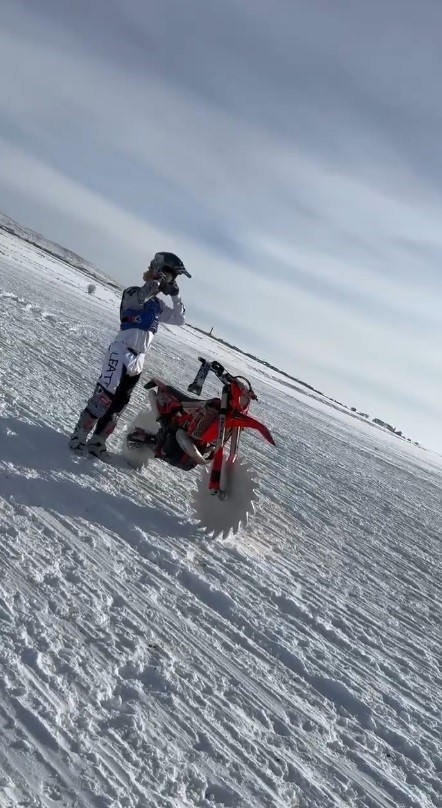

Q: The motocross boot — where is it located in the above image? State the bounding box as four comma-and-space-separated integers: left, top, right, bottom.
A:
69, 410, 98, 452
87, 414, 119, 459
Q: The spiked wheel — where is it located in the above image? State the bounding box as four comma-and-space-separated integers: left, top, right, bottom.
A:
191, 457, 259, 539
121, 405, 160, 470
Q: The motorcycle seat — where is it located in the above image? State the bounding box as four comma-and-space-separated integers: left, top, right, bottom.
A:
164, 384, 207, 407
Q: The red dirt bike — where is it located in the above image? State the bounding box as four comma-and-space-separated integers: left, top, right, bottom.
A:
122, 358, 275, 537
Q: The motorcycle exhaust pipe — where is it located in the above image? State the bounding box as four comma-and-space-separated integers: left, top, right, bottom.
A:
147, 389, 160, 419
176, 429, 210, 465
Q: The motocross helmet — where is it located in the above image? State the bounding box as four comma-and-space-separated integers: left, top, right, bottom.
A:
150, 251, 192, 279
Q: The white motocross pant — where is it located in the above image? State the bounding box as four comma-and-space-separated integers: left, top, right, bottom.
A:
85, 341, 146, 422
97, 340, 146, 395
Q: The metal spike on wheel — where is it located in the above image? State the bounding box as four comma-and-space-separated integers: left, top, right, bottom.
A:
121, 399, 160, 470
191, 457, 259, 539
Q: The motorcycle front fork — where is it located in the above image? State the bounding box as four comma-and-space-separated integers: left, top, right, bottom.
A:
209, 427, 241, 498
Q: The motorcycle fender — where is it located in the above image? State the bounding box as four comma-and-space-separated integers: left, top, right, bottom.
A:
227, 414, 276, 445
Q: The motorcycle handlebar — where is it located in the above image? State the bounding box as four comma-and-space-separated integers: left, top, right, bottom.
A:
198, 357, 232, 384
197, 357, 256, 397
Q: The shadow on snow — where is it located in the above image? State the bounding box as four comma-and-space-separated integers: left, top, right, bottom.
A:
0, 416, 195, 543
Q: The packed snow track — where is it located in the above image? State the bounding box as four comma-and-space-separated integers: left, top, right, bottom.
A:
0, 229, 441, 808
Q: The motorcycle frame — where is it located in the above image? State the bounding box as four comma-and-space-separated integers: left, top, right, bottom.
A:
143, 361, 275, 493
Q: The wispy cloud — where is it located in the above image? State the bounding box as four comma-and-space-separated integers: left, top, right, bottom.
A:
0, 0, 441, 449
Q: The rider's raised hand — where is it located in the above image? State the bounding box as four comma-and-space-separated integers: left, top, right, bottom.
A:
143, 267, 164, 282
168, 280, 180, 297
158, 277, 180, 297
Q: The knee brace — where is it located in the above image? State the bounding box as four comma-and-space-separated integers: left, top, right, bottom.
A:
86, 384, 113, 419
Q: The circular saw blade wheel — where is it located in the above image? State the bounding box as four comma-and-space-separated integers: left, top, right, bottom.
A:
192, 457, 259, 539
121, 406, 160, 470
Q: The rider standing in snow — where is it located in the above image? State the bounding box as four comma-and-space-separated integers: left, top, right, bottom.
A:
69, 251, 191, 458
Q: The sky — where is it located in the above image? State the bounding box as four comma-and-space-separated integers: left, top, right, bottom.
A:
0, 0, 442, 452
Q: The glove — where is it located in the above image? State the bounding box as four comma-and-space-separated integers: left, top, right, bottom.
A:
159, 277, 179, 297
168, 280, 179, 297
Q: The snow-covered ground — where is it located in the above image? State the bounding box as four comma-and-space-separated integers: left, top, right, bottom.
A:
0, 227, 441, 808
